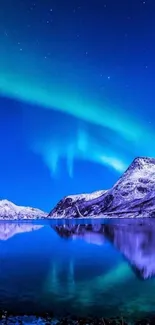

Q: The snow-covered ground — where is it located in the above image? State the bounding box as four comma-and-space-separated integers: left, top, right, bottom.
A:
68, 190, 107, 202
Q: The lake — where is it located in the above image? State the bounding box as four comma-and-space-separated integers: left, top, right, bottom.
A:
0, 218, 155, 321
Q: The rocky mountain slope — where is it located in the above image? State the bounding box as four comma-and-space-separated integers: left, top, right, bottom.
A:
49, 157, 155, 218
0, 200, 47, 220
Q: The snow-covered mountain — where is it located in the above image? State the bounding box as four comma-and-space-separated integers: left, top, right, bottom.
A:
49, 157, 155, 218
0, 200, 47, 220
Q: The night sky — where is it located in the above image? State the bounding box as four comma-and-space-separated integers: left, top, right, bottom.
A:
0, 0, 154, 212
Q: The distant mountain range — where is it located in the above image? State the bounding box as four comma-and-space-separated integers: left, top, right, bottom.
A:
1, 157, 155, 219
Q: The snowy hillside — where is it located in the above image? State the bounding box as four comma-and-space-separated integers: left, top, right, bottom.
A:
0, 200, 46, 220
49, 157, 155, 218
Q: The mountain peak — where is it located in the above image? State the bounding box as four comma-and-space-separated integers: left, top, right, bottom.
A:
0, 199, 13, 205
130, 156, 155, 168
49, 156, 155, 218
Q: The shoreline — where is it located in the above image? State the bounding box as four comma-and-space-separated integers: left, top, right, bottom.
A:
0, 214, 154, 221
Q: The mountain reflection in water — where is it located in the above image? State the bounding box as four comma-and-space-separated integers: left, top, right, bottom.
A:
0, 218, 155, 319
53, 220, 155, 280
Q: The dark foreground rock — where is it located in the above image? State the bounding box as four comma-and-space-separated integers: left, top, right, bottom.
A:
1, 311, 155, 325
49, 157, 155, 218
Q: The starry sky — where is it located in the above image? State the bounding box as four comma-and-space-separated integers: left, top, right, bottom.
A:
0, 0, 154, 212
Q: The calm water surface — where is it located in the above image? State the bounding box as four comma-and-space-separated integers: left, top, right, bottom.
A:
0, 218, 155, 320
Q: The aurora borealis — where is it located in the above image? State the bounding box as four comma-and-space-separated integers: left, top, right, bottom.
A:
0, 0, 155, 210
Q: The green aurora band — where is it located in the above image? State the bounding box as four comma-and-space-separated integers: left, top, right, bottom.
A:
0, 47, 149, 142
1, 44, 154, 175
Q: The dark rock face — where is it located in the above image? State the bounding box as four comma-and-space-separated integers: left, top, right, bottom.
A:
50, 190, 106, 218
49, 157, 155, 218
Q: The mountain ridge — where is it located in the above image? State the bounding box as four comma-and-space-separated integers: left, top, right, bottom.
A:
49, 156, 155, 218
1, 157, 155, 220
